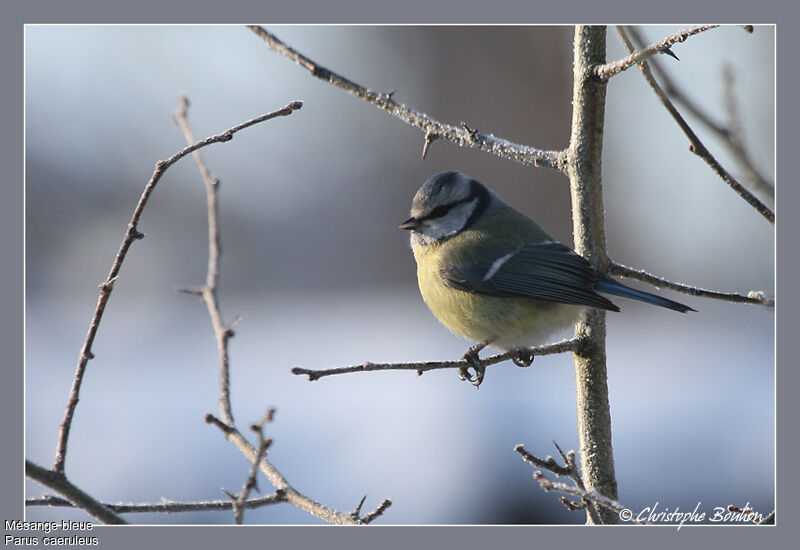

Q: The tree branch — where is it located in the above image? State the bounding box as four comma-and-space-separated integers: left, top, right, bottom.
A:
515, 443, 644, 524
225, 413, 274, 524
594, 25, 719, 79
52, 100, 303, 474
291, 337, 584, 382
616, 26, 774, 224
25, 460, 127, 525
246, 25, 565, 172
205, 413, 391, 525
608, 261, 774, 307
26, 493, 286, 514
625, 27, 773, 199
175, 96, 390, 525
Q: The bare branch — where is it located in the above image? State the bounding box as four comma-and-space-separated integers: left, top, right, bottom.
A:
173, 96, 390, 525
360, 499, 393, 524
52, 99, 303, 474
594, 25, 720, 79
246, 25, 565, 172
531, 472, 643, 524
205, 413, 391, 524
25, 460, 127, 525
608, 261, 774, 307
26, 493, 286, 514
173, 95, 247, 426
229, 415, 274, 524
626, 28, 773, 199
291, 337, 584, 382
515, 444, 642, 524
616, 26, 774, 224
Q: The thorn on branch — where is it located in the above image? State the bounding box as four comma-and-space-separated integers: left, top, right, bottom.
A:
352, 495, 368, 519
176, 286, 205, 297
460, 122, 478, 142
421, 131, 439, 160
663, 48, 679, 61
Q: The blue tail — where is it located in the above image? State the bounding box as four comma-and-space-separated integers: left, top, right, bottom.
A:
594, 277, 695, 313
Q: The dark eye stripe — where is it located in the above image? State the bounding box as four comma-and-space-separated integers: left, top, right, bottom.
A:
418, 179, 490, 225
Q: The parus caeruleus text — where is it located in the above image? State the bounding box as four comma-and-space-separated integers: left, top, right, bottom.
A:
401, 171, 694, 386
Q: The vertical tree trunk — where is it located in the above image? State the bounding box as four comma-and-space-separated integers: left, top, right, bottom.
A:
566, 25, 619, 525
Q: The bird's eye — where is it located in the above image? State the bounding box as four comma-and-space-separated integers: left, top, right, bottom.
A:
428, 204, 453, 219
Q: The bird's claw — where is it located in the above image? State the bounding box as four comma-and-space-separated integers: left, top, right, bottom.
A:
459, 350, 485, 387
512, 349, 535, 367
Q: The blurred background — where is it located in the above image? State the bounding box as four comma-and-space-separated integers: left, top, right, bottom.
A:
25, 26, 774, 524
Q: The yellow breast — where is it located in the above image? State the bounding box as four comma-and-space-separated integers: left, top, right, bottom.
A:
412, 240, 581, 351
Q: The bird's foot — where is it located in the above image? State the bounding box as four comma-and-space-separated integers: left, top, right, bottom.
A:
511, 348, 535, 367
459, 345, 487, 388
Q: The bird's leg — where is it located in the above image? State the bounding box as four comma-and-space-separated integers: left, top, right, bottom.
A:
460, 341, 492, 388
512, 348, 535, 367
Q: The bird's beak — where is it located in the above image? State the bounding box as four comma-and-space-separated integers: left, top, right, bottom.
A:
399, 217, 419, 230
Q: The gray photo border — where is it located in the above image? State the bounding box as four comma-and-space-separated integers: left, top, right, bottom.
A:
5, 1, 795, 549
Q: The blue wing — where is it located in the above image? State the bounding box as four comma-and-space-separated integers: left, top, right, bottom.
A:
441, 241, 621, 311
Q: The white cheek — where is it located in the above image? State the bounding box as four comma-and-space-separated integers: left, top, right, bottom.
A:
418, 199, 478, 242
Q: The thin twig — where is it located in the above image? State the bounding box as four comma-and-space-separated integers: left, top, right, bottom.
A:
228, 414, 274, 524
608, 261, 774, 307
291, 337, 583, 382
52, 100, 303, 475
173, 95, 246, 425
174, 97, 390, 525
205, 413, 391, 525
616, 26, 774, 224
515, 443, 601, 524
594, 25, 719, 79
25, 460, 127, 524
531, 472, 644, 524
626, 27, 773, 199
246, 25, 565, 172
26, 493, 286, 514
515, 445, 643, 524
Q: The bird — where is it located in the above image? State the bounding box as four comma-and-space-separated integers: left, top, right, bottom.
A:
400, 171, 694, 387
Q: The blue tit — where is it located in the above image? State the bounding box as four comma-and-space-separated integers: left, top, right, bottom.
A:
400, 171, 694, 386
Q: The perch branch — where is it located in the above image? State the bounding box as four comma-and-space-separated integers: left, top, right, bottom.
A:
617, 26, 773, 224
52, 100, 302, 474
246, 25, 564, 171
594, 25, 719, 79
25, 460, 127, 524
291, 337, 584, 382
608, 261, 774, 307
